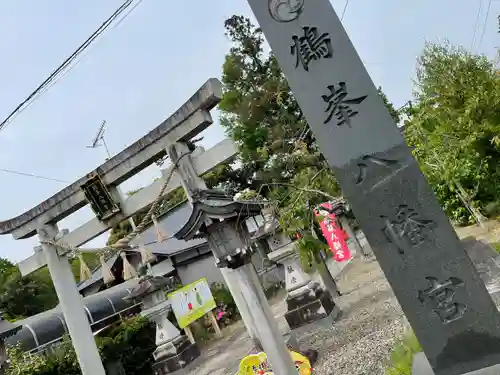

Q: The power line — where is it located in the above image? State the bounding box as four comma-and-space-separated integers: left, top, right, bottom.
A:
340, 0, 350, 21
0, 0, 142, 134
471, 0, 484, 49
0, 168, 68, 183
477, 0, 493, 49
26, 0, 144, 119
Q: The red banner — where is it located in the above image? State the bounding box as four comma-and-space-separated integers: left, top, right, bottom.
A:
314, 202, 352, 262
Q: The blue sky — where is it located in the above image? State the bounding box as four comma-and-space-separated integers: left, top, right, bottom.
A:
0, 0, 498, 264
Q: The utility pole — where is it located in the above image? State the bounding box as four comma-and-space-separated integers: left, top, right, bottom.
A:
87, 121, 153, 274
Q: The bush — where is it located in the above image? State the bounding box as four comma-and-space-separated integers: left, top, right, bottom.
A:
6, 317, 156, 375
98, 316, 156, 374
190, 320, 213, 344
210, 282, 238, 319
7, 285, 240, 374
484, 202, 500, 219
7, 341, 80, 375
385, 331, 422, 375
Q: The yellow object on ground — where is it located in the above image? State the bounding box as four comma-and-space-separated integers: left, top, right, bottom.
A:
238, 350, 312, 375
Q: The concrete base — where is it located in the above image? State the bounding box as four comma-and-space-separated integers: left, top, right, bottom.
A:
412, 352, 500, 375
152, 337, 200, 375
284, 288, 340, 330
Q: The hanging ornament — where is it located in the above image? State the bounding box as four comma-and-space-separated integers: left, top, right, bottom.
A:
100, 255, 115, 285
139, 242, 156, 265
152, 214, 166, 243
121, 252, 137, 280
78, 254, 92, 282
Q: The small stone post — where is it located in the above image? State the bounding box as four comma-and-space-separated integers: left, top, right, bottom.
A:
313, 250, 341, 297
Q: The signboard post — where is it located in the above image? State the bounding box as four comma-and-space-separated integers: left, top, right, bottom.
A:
168, 278, 221, 340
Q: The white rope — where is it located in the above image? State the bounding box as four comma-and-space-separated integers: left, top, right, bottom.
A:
40, 153, 188, 258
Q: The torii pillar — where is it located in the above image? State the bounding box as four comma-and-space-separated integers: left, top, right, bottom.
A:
167, 142, 299, 375
0, 78, 232, 375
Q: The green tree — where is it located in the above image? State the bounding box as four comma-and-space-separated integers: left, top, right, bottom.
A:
107, 188, 148, 246
0, 258, 58, 320
403, 42, 500, 225
378, 86, 400, 124
220, 15, 400, 265
70, 253, 101, 283
0, 254, 102, 319
220, 16, 340, 263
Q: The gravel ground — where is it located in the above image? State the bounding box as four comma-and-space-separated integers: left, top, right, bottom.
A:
178, 256, 408, 375
299, 258, 408, 375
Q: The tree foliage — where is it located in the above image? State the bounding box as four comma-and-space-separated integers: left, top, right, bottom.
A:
0, 258, 58, 321
6, 317, 156, 375
0, 253, 101, 320
403, 42, 500, 224
106, 186, 187, 246
378, 86, 400, 124
220, 15, 399, 265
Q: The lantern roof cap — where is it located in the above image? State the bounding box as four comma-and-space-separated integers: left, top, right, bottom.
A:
174, 189, 265, 240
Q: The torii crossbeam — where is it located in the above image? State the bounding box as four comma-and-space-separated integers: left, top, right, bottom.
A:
0, 78, 239, 375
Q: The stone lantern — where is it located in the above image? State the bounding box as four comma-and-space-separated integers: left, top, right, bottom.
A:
173, 190, 302, 354
251, 207, 290, 250
174, 190, 263, 269
268, 238, 340, 330
125, 275, 199, 375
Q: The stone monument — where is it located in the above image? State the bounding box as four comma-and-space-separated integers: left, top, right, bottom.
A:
125, 275, 200, 374
246, 1, 500, 374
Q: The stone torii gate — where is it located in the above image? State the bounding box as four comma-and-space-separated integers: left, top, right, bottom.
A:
0, 79, 239, 375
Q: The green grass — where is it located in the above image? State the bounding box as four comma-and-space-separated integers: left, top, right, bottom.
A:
385, 331, 422, 375
492, 242, 500, 254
